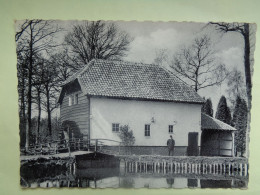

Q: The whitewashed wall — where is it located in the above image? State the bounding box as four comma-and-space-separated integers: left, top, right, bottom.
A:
90, 97, 202, 146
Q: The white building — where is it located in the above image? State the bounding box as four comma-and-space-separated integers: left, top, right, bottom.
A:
58, 59, 235, 156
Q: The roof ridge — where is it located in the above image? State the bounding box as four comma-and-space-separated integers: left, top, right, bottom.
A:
62, 59, 163, 86
95, 58, 160, 68
59, 59, 205, 104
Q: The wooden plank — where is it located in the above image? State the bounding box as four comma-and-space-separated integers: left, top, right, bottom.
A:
60, 91, 90, 136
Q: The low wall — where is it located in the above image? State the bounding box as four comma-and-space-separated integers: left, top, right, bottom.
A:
99, 146, 189, 156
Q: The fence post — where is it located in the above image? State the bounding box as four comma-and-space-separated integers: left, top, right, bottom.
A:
95, 139, 98, 152
119, 143, 121, 155
68, 140, 71, 157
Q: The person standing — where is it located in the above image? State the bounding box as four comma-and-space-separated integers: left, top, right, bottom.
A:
167, 135, 175, 156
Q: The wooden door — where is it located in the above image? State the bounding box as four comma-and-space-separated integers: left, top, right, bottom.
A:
187, 132, 199, 156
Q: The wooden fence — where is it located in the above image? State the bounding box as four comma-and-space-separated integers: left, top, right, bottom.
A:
119, 155, 248, 177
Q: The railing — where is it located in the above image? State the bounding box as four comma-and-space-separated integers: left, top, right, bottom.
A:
20, 138, 87, 156
20, 138, 122, 156
119, 155, 249, 178
89, 138, 122, 154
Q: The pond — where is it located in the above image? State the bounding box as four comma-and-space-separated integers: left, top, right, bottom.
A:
20, 154, 248, 189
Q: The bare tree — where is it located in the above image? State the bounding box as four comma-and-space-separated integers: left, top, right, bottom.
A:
16, 20, 61, 149
17, 46, 29, 147
170, 35, 227, 92
39, 59, 59, 137
31, 56, 45, 144
226, 67, 247, 111
65, 21, 132, 70
209, 22, 256, 158
49, 49, 74, 84
153, 49, 169, 66
209, 22, 255, 111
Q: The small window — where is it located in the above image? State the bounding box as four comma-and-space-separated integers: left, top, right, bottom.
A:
145, 124, 150, 136
71, 95, 75, 105
112, 123, 120, 132
69, 96, 72, 106
169, 125, 173, 133
68, 93, 78, 106
74, 94, 78, 104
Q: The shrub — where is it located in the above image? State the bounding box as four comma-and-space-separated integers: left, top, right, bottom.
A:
118, 125, 135, 146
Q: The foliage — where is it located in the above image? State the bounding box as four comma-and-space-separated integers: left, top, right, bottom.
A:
201, 98, 213, 117
215, 96, 232, 125
226, 67, 247, 112
22, 116, 61, 146
60, 120, 83, 140
171, 34, 227, 92
118, 125, 135, 146
232, 96, 248, 156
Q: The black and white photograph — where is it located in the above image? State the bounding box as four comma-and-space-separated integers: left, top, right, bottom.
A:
16, 20, 256, 188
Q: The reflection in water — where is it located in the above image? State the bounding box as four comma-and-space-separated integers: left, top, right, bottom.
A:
188, 179, 198, 188
200, 180, 231, 188
20, 157, 248, 189
166, 178, 174, 188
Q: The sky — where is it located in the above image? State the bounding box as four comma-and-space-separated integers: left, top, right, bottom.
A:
113, 21, 246, 113
16, 20, 251, 116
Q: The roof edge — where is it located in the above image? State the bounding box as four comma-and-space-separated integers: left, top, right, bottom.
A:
161, 66, 205, 104
60, 59, 96, 86
201, 113, 237, 131
87, 94, 205, 104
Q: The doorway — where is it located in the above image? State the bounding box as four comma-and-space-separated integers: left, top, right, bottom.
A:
187, 132, 199, 156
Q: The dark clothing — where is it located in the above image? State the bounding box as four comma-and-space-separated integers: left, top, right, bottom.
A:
167, 138, 175, 149
167, 138, 175, 156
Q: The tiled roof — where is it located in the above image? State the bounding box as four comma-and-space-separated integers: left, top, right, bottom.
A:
62, 59, 204, 103
201, 113, 236, 131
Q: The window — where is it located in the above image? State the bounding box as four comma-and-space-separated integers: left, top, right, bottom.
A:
169, 125, 173, 133
145, 124, 150, 136
74, 94, 78, 104
112, 123, 120, 132
68, 93, 78, 106
69, 96, 73, 106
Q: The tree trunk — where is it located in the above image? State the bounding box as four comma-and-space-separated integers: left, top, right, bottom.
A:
243, 23, 252, 111
20, 67, 27, 147
45, 84, 52, 137
21, 67, 26, 121
36, 88, 41, 144
25, 22, 33, 150
195, 69, 199, 92
243, 23, 251, 158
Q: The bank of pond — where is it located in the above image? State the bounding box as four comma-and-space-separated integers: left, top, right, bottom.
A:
20, 152, 248, 189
